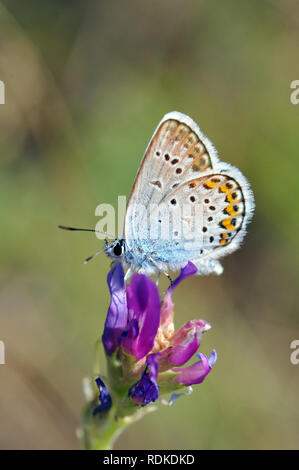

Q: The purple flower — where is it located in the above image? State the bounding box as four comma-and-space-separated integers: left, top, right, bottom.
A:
102, 263, 127, 356
173, 350, 217, 386
157, 319, 211, 369
102, 264, 160, 360
128, 354, 160, 406
160, 262, 198, 327
93, 377, 112, 415
122, 274, 161, 360
102, 261, 217, 408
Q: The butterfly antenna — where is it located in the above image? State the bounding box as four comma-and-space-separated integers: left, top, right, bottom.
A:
58, 226, 110, 264
83, 247, 106, 264
58, 225, 113, 238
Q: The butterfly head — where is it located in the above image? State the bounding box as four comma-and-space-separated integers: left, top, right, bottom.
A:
105, 238, 126, 260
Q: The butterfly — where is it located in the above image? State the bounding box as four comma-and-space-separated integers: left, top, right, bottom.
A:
60, 112, 254, 281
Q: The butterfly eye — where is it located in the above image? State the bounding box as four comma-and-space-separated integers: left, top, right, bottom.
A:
113, 243, 122, 257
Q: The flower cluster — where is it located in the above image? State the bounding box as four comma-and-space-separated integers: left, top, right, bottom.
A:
93, 261, 216, 416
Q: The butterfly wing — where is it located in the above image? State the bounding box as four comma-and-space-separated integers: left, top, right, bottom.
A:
124, 111, 254, 275
125, 111, 218, 243
150, 168, 254, 274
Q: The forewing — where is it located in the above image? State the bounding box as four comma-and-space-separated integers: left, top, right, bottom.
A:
125, 111, 219, 243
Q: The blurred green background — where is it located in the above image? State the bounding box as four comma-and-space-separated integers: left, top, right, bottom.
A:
0, 0, 298, 450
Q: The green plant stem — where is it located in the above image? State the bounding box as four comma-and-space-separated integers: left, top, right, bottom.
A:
85, 406, 129, 450
88, 421, 128, 450
83, 402, 157, 450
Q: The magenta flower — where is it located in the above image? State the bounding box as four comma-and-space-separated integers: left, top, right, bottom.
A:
99, 261, 216, 409
121, 274, 161, 360
128, 354, 160, 406
173, 350, 217, 386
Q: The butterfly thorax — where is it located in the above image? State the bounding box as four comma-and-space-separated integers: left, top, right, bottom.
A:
105, 238, 163, 274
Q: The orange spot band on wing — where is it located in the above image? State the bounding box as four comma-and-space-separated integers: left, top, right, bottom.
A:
221, 218, 236, 231
204, 180, 218, 189
220, 233, 228, 245
225, 205, 237, 216
219, 184, 229, 193
225, 192, 236, 203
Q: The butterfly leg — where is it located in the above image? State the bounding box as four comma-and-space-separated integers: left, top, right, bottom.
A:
160, 270, 173, 286
164, 272, 173, 286
124, 267, 134, 282
147, 256, 173, 286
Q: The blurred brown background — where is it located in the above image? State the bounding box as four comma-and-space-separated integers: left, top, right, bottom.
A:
0, 0, 298, 449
